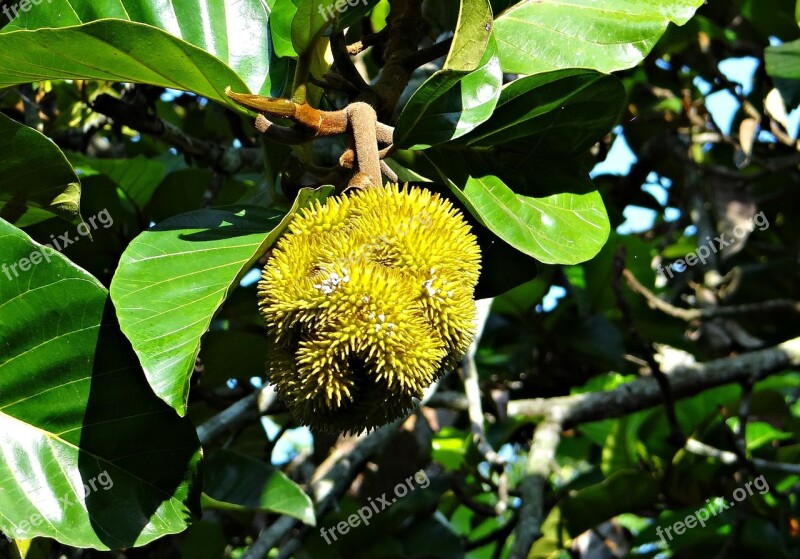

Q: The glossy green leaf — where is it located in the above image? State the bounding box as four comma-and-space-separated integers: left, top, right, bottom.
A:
456, 69, 625, 156
493, 0, 704, 74
292, 0, 337, 54
271, 0, 303, 58
455, 175, 610, 265
0, 112, 81, 227
394, 35, 502, 150
203, 450, 315, 525
110, 187, 333, 415
743, 421, 793, 450
445, 0, 494, 72
0, 21, 249, 111
0, 219, 201, 550
2, 0, 278, 96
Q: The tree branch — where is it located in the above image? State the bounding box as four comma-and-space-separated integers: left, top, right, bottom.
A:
90, 94, 260, 175
614, 249, 684, 445
509, 417, 563, 559
508, 336, 800, 427
685, 438, 800, 475
624, 269, 800, 321
197, 385, 278, 446
370, 0, 424, 119
460, 299, 503, 468
505, 336, 800, 558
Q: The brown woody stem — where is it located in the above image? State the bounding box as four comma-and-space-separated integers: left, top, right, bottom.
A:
347, 102, 382, 188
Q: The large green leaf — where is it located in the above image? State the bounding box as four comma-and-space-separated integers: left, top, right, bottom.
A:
393, 35, 502, 150
203, 450, 315, 525
292, 0, 337, 54
457, 175, 610, 265
456, 69, 625, 156
0, 112, 81, 227
289, 0, 381, 54
0, 219, 201, 550
0, 21, 249, 111
270, 0, 303, 58
110, 187, 332, 416
493, 0, 703, 74
2, 0, 279, 96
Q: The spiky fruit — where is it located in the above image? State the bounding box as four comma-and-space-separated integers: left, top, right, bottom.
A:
258, 184, 481, 433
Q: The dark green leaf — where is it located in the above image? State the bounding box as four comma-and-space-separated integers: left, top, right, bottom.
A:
766, 39, 800, 108
456, 69, 625, 156
0, 112, 81, 227
394, 35, 502, 150
556, 470, 660, 537
0, 219, 201, 550
292, 0, 337, 54
69, 154, 167, 210
199, 331, 269, 387
0, 21, 250, 111
203, 449, 315, 525
270, 0, 303, 58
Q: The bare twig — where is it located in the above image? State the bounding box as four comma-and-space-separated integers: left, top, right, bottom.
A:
347, 27, 390, 55
685, 438, 800, 475
424, 391, 469, 411
242, 381, 445, 558
624, 269, 800, 321
614, 249, 684, 445
460, 299, 503, 469
331, 30, 371, 93
402, 38, 453, 69
504, 336, 800, 558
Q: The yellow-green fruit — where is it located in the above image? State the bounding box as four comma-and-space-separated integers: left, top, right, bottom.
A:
258, 184, 481, 433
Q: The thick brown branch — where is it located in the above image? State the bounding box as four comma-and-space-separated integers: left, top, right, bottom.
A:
509, 418, 563, 559
402, 38, 453, 69
347, 102, 382, 188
